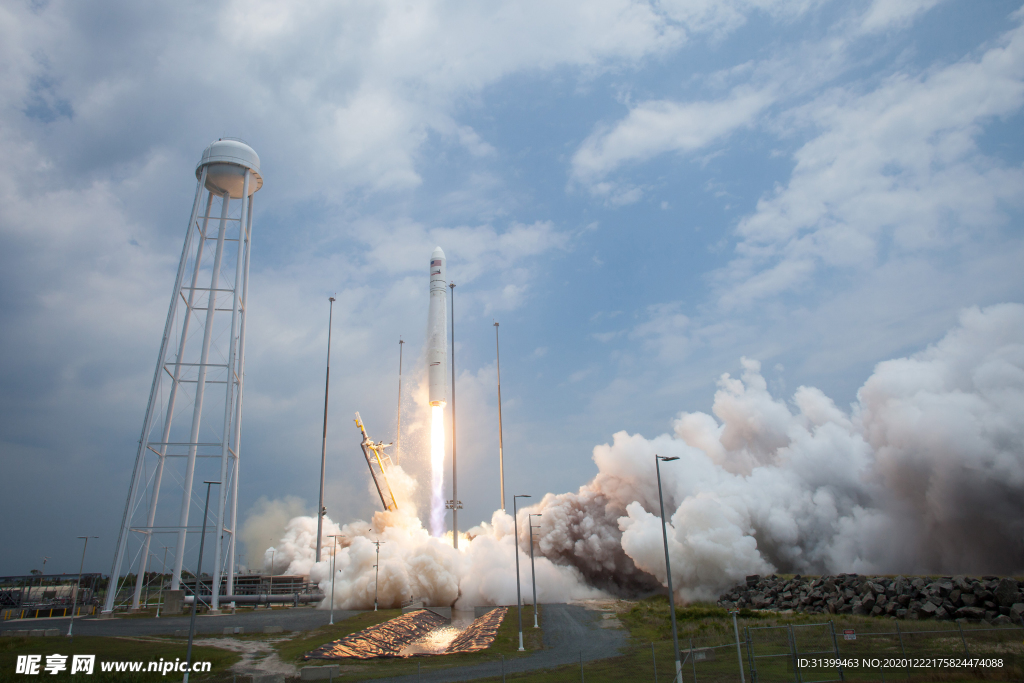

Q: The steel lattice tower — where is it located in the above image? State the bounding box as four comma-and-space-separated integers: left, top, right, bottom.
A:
104, 139, 263, 614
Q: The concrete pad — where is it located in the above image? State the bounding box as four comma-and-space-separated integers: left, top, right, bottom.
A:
45, 629, 60, 636
262, 625, 283, 634
222, 626, 244, 635
29, 630, 45, 637
300, 666, 340, 680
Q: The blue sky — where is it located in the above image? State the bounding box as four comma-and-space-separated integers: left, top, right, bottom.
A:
1, 0, 1022, 576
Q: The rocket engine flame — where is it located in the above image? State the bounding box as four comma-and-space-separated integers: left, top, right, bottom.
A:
430, 404, 446, 537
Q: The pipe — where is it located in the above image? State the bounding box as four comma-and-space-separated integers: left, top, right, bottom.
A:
184, 593, 324, 605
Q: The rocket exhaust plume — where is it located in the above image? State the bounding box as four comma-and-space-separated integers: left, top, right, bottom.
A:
430, 405, 445, 538
427, 247, 448, 537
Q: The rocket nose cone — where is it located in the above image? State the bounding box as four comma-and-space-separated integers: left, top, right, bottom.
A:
432, 246, 445, 259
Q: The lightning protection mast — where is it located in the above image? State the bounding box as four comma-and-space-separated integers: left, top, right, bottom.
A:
103, 139, 263, 615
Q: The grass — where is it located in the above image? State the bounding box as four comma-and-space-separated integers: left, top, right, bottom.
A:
0, 635, 240, 683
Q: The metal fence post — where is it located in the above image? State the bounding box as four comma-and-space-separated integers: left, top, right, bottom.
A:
955, 619, 970, 656
690, 637, 697, 682
828, 620, 845, 681
500, 653, 504, 683
746, 626, 758, 683
733, 611, 746, 683
788, 624, 803, 683
652, 641, 658, 683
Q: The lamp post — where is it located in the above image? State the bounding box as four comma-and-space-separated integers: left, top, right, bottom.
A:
655, 455, 682, 683
372, 541, 385, 611
328, 535, 341, 625
529, 513, 541, 628
37, 557, 49, 603
184, 481, 219, 683
512, 494, 531, 651
67, 537, 97, 638
447, 282, 462, 549
316, 296, 336, 563
494, 322, 505, 511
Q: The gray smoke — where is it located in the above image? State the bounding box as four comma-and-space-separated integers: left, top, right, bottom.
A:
521, 303, 1024, 601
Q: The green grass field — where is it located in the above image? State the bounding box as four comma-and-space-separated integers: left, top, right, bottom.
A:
3, 599, 1021, 682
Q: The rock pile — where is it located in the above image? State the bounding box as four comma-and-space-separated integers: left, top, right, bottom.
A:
716, 574, 1024, 623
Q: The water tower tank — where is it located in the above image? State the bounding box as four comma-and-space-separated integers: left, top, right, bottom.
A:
196, 138, 263, 198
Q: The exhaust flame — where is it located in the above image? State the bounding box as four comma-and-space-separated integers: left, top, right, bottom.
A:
430, 404, 445, 537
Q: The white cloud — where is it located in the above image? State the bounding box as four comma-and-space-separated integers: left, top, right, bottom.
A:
571, 86, 775, 188
859, 0, 945, 33
717, 18, 1024, 308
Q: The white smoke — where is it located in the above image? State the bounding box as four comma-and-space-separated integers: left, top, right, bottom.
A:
252, 303, 1024, 607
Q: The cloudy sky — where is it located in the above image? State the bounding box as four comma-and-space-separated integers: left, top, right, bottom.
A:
1, 0, 1022, 577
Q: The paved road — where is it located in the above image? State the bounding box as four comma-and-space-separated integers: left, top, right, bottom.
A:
368, 603, 627, 683
1, 606, 358, 637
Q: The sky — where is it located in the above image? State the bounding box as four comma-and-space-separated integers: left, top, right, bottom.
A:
1, 0, 1022, 578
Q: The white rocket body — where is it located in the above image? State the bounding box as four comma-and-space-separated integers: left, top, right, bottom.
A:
427, 247, 448, 406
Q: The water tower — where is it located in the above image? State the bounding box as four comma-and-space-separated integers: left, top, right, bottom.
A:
104, 139, 263, 614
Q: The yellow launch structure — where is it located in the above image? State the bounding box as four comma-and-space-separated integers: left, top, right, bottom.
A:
354, 412, 398, 512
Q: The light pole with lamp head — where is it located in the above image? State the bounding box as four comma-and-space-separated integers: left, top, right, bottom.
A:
655, 455, 682, 683
328, 534, 341, 625
528, 513, 541, 628
512, 494, 531, 651
67, 537, 97, 638
184, 480, 219, 683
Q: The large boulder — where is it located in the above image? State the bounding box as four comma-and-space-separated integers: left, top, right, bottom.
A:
956, 606, 986, 620
995, 579, 1020, 607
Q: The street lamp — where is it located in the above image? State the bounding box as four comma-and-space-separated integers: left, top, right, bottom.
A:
67, 537, 97, 638
184, 480, 219, 683
316, 296, 336, 563
372, 540, 385, 611
655, 455, 682, 683
529, 513, 541, 628
512, 494, 531, 652
328, 535, 341, 625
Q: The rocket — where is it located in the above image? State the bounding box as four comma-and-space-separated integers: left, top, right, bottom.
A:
427, 246, 447, 406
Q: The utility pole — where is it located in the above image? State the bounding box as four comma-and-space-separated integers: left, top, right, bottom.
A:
446, 282, 462, 548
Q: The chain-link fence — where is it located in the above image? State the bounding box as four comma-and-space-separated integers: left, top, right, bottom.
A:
399, 620, 1023, 682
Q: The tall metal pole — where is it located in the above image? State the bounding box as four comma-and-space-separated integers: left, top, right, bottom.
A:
732, 610, 746, 683
373, 541, 384, 611
396, 338, 404, 464
328, 535, 340, 625
449, 282, 460, 549
529, 514, 541, 628
184, 481, 219, 683
494, 322, 506, 511
655, 455, 682, 683
67, 536, 97, 637
316, 297, 336, 563
513, 494, 531, 651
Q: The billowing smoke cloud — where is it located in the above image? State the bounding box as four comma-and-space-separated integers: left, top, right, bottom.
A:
254, 303, 1024, 608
